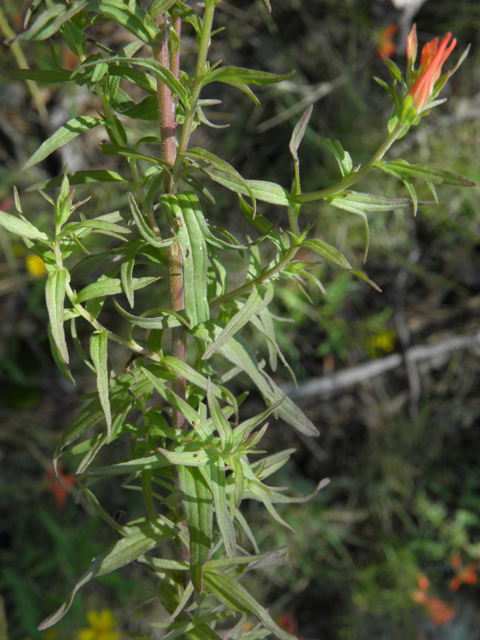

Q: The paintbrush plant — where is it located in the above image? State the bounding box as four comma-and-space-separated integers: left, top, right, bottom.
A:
1, 4, 474, 639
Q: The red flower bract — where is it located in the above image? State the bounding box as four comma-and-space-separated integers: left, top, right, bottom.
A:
407, 30, 456, 112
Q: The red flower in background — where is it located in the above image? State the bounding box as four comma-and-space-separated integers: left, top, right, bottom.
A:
45, 466, 75, 508
376, 23, 397, 58
449, 553, 477, 592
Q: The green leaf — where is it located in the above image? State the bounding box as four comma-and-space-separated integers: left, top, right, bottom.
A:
20, 0, 157, 45
178, 466, 213, 593
23, 116, 103, 170
202, 571, 297, 640
205, 460, 236, 558
54, 372, 152, 458
45, 268, 70, 364
76, 276, 159, 303
5, 68, 72, 83
38, 521, 172, 630
120, 243, 136, 308
76, 481, 127, 534
142, 367, 212, 440
182, 148, 255, 214
113, 299, 189, 330
192, 322, 319, 437
204, 66, 293, 88
47, 322, 74, 385
0, 211, 51, 243
289, 104, 313, 164
84, 56, 188, 107
207, 379, 233, 450
162, 356, 237, 418
232, 399, 285, 447
300, 238, 352, 269
322, 138, 353, 177
16, 1, 86, 42
63, 218, 131, 242
202, 284, 273, 360
89, 330, 111, 435
27, 170, 130, 192
148, 0, 177, 19
328, 191, 411, 213
205, 173, 291, 207
160, 192, 209, 327
158, 447, 213, 467
88, 453, 170, 477
84, 0, 158, 44
100, 143, 171, 172
375, 158, 476, 187
128, 193, 174, 248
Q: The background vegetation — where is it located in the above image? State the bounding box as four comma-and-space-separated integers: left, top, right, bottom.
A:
0, 1, 479, 639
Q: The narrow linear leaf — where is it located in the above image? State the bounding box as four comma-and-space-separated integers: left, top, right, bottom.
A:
204, 66, 294, 88
47, 322, 74, 384
128, 192, 174, 248
289, 104, 313, 161
113, 299, 189, 330
38, 522, 172, 630
84, 56, 188, 107
27, 170, 130, 192
206, 461, 236, 558
0, 211, 51, 242
142, 367, 212, 440
376, 158, 476, 187
207, 379, 233, 449
178, 466, 213, 593
158, 447, 212, 467
202, 571, 297, 640
45, 268, 69, 364
203, 285, 273, 360
90, 330, 111, 435
192, 322, 318, 437
88, 453, 170, 477
24, 116, 103, 170
205, 172, 291, 207
6, 68, 72, 83
162, 356, 237, 417
76, 276, 159, 303
160, 192, 209, 327
182, 149, 255, 214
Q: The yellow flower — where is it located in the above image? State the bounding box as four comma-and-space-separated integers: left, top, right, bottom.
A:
76, 609, 121, 640
25, 253, 46, 277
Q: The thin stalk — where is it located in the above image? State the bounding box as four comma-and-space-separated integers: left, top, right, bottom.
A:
64, 281, 149, 355
210, 244, 300, 309
156, 12, 186, 430
171, 0, 216, 185
295, 123, 405, 203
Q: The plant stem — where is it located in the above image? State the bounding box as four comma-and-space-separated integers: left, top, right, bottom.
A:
156, 12, 186, 430
171, 0, 216, 185
295, 123, 405, 203
210, 244, 300, 309
64, 282, 148, 355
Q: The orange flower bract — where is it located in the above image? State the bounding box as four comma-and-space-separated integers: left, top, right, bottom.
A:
406, 29, 456, 112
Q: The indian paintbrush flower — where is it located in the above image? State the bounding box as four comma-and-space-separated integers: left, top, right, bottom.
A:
406, 26, 456, 113
399, 25, 470, 125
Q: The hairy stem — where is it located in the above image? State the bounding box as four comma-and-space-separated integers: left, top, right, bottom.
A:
171, 0, 216, 185
156, 12, 186, 430
295, 122, 405, 203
